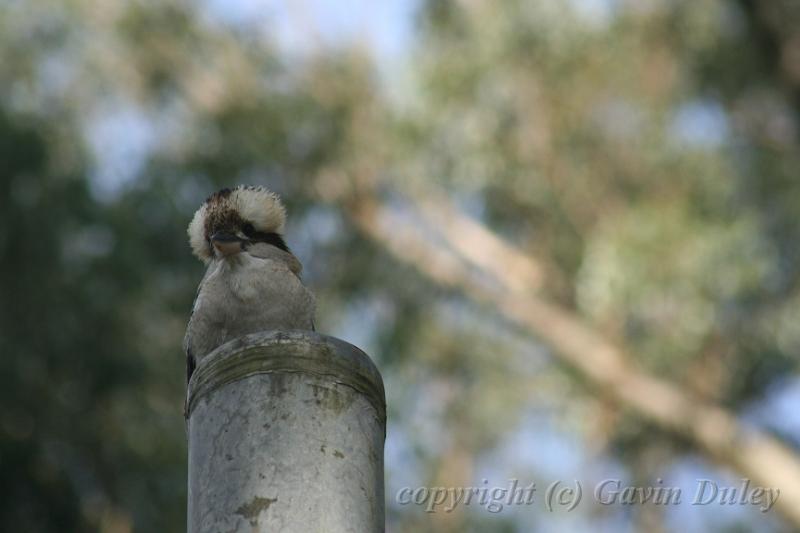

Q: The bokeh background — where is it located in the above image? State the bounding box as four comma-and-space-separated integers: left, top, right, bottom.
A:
2, 0, 800, 531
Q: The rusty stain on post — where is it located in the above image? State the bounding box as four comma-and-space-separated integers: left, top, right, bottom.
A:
187, 330, 386, 532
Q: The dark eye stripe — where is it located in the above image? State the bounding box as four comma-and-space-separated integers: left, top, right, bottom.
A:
247, 230, 290, 253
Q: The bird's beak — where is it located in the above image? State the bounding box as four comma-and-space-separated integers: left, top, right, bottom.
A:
211, 232, 243, 257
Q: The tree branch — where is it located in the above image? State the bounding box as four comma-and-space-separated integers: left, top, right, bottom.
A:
346, 191, 800, 528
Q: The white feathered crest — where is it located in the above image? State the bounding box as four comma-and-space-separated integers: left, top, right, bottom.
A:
187, 185, 287, 262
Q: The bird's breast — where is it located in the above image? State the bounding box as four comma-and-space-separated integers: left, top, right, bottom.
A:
187, 257, 315, 362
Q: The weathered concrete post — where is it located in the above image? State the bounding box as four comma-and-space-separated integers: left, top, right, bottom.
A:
186, 330, 386, 532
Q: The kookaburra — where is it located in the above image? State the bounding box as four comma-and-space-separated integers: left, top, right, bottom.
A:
183, 185, 315, 383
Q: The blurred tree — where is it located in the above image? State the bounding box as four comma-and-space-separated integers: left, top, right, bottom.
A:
2, 0, 800, 532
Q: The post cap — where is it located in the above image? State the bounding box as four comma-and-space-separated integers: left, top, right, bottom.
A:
186, 330, 386, 423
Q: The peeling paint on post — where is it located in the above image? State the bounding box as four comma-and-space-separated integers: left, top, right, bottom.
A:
186, 331, 386, 533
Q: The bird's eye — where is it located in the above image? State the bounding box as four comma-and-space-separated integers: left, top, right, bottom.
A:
242, 223, 256, 236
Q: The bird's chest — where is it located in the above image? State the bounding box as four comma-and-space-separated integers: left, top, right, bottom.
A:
201, 260, 289, 319
226, 266, 264, 301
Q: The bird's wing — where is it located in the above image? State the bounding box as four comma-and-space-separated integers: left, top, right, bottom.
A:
247, 242, 304, 277
185, 347, 196, 387
247, 243, 316, 331
184, 265, 213, 384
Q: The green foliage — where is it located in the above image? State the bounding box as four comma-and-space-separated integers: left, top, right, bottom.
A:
1, 0, 799, 531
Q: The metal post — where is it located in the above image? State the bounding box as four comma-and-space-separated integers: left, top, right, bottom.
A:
186, 331, 386, 533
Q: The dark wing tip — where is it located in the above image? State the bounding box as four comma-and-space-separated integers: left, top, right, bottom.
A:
186, 348, 196, 384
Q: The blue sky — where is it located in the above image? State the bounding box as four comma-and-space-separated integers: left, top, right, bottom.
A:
202, 0, 420, 62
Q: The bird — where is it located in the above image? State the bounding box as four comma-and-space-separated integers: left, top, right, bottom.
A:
183, 185, 315, 385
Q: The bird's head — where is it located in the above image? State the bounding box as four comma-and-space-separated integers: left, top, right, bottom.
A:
188, 185, 289, 263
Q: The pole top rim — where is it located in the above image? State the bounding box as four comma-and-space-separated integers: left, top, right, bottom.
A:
186, 330, 386, 422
